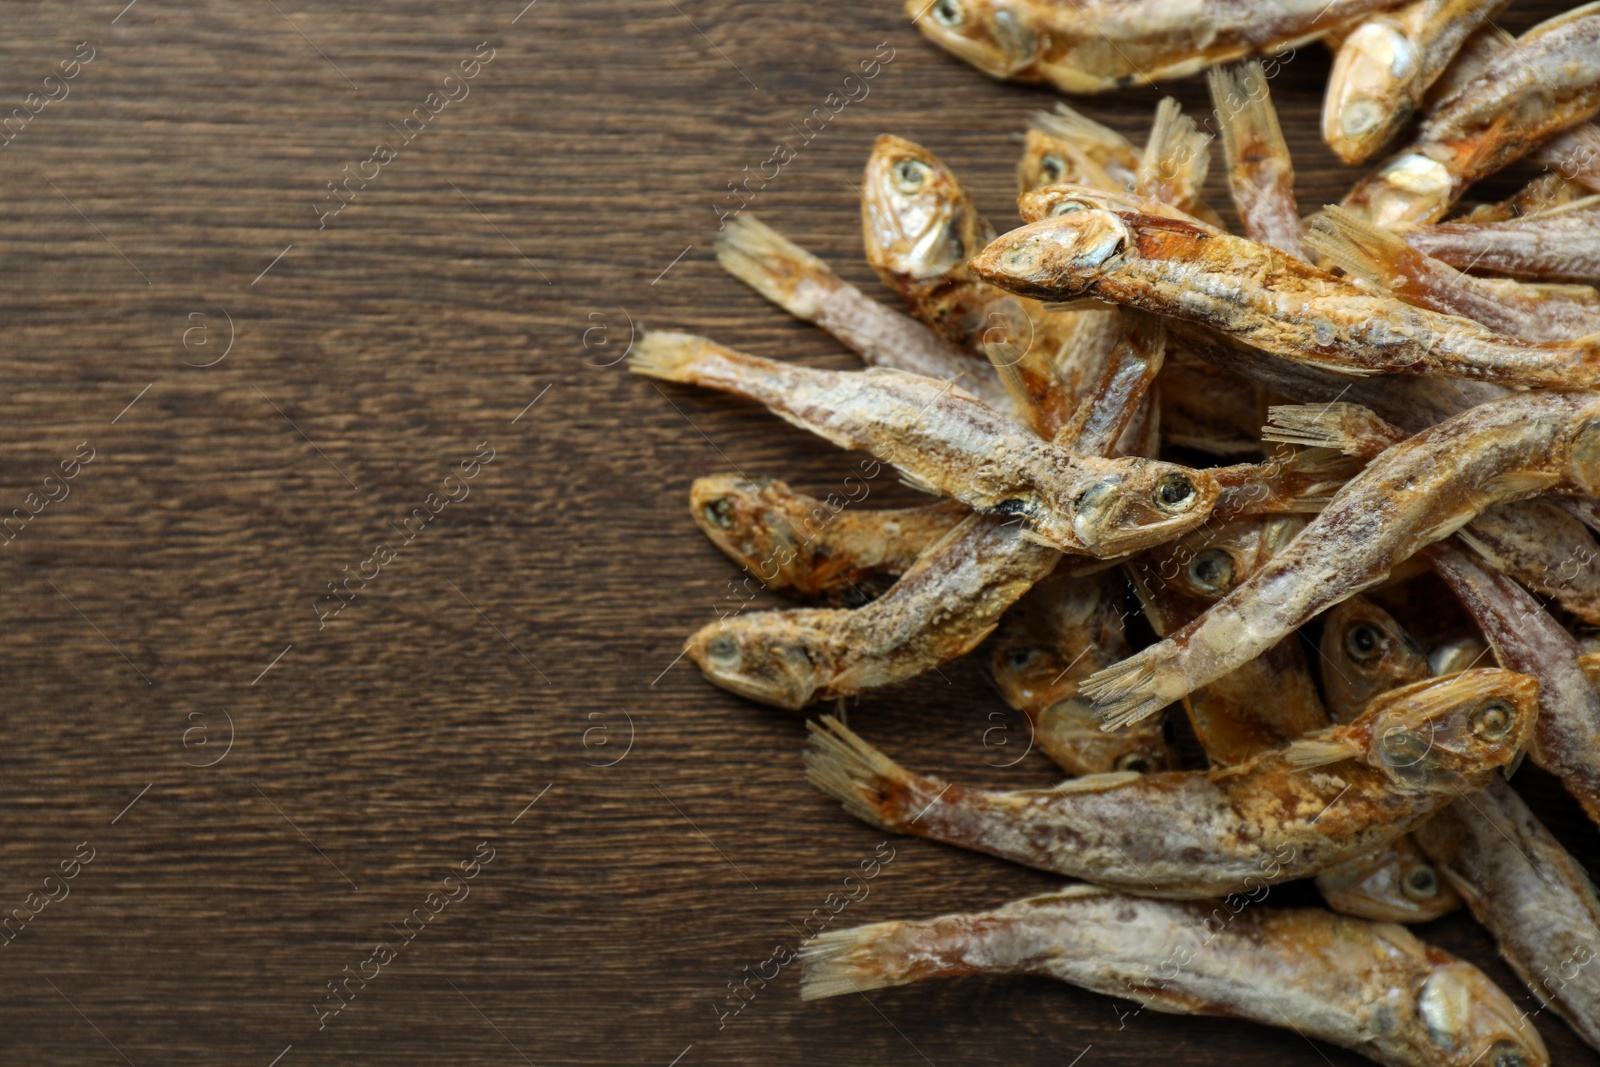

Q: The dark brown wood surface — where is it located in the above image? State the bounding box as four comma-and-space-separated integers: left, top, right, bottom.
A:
1, 2, 1595, 1064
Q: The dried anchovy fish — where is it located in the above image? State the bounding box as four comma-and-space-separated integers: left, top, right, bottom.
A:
1208, 60, 1305, 256
805, 669, 1535, 897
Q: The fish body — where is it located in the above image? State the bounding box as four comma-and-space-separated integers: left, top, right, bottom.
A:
805, 669, 1536, 897
1400, 202, 1600, 284
1080, 390, 1600, 728
905, 0, 1403, 94
1208, 60, 1304, 256
631, 332, 1220, 557
971, 210, 1600, 388
801, 886, 1546, 1067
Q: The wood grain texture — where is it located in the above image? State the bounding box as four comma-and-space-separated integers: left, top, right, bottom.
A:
0, 1, 1594, 1064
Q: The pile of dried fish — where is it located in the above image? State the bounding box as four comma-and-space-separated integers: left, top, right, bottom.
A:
634, 4, 1600, 1064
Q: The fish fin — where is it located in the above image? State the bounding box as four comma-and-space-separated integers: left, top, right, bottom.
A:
715, 214, 831, 320
1262, 402, 1400, 458
805, 716, 932, 834
629, 330, 708, 382
1137, 98, 1212, 207
1523, 191, 1600, 220
799, 921, 917, 1000
1048, 771, 1143, 794
1031, 103, 1137, 160
1079, 645, 1171, 730
1280, 736, 1362, 769
1304, 206, 1416, 289
1478, 469, 1560, 499
896, 469, 943, 496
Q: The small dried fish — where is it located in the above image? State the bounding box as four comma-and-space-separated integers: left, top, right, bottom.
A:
1082, 390, 1600, 728
1428, 541, 1600, 832
801, 886, 1548, 1067
1018, 104, 1140, 193
630, 332, 1220, 557
689, 474, 967, 605
1208, 60, 1305, 257
1016, 181, 1217, 229
1414, 777, 1600, 1054
1322, 0, 1509, 165
1307, 206, 1600, 342
714, 214, 1013, 412
1460, 502, 1600, 626
991, 568, 1178, 776
1398, 200, 1600, 284
805, 668, 1536, 897
1313, 596, 1463, 923
904, 0, 1401, 94
1131, 516, 1329, 766
1342, 5, 1600, 226
862, 134, 1078, 432
1461, 171, 1596, 223
685, 513, 1060, 709
970, 210, 1600, 388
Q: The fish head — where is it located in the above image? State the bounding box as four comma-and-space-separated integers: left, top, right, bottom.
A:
1360, 152, 1455, 228
1318, 596, 1430, 723
1416, 960, 1549, 1067
1016, 182, 1205, 229
684, 615, 822, 710
969, 211, 1135, 302
1428, 635, 1491, 678
1147, 516, 1303, 605
1016, 134, 1119, 196
690, 475, 797, 574
1069, 459, 1220, 557
904, 0, 1042, 79
1354, 669, 1538, 790
1036, 695, 1176, 775
862, 135, 984, 284
1314, 840, 1461, 923
1322, 20, 1418, 165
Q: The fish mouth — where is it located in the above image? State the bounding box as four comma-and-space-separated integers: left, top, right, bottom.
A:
1417, 961, 1549, 1067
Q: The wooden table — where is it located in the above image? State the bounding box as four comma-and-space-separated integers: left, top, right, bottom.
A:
0, 1, 1594, 1064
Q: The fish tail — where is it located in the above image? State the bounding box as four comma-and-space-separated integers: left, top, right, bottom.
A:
1079, 646, 1170, 730
1262, 401, 1397, 458
1029, 102, 1134, 157
1136, 98, 1212, 205
628, 330, 713, 383
1304, 205, 1417, 289
715, 214, 833, 321
805, 716, 937, 834
799, 920, 922, 1000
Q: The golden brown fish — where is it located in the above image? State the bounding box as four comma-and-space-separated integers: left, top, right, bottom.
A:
1414, 777, 1600, 1054
991, 567, 1177, 776
1082, 390, 1600, 729
690, 474, 967, 605
806, 668, 1537, 897
630, 332, 1220, 557
862, 134, 1078, 432
1343, 5, 1600, 226
1322, 0, 1510, 165
970, 210, 1600, 388
1398, 200, 1600, 284
802, 886, 1547, 1067
1017, 104, 1140, 194
904, 0, 1402, 94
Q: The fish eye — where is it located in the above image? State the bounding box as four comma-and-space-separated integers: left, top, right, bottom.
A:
1402, 864, 1439, 900
1488, 1041, 1529, 1067
894, 158, 932, 193
1005, 644, 1038, 671
1186, 549, 1234, 594
1470, 698, 1516, 740
1050, 199, 1092, 216
706, 634, 741, 667
1115, 753, 1152, 773
1039, 155, 1065, 183
1343, 622, 1387, 664
703, 497, 736, 529
931, 0, 964, 28
1153, 473, 1197, 513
